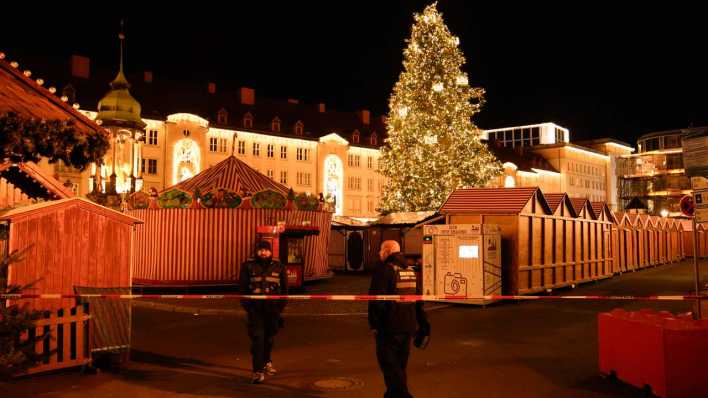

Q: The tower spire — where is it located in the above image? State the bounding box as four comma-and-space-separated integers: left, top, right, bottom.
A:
110, 20, 130, 90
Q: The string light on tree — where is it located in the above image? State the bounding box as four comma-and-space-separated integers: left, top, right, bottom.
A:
378, 2, 501, 213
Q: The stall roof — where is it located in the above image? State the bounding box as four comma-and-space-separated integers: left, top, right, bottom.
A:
331, 215, 374, 228
165, 155, 288, 195
569, 198, 597, 219
0, 54, 106, 137
0, 197, 143, 225
0, 161, 74, 201
374, 211, 437, 226
439, 187, 551, 215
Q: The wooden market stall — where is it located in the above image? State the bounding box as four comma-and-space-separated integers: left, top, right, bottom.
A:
1, 197, 141, 311
438, 187, 616, 295
0, 52, 133, 373
127, 155, 333, 287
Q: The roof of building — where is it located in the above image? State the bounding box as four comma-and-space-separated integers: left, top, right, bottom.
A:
0, 53, 106, 137
573, 138, 634, 150
31, 57, 386, 149
0, 161, 74, 200
489, 145, 559, 173
165, 155, 288, 195
0, 196, 142, 225
439, 187, 551, 215
637, 126, 708, 141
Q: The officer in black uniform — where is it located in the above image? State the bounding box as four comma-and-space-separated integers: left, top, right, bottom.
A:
239, 240, 288, 384
369, 240, 430, 398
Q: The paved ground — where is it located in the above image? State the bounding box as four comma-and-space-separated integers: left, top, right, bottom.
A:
3, 260, 705, 398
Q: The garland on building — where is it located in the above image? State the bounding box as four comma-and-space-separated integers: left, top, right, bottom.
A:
0, 112, 110, 170
378, 3, 501, 212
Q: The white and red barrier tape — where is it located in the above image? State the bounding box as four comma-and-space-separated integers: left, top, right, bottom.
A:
1, 294, 707, 301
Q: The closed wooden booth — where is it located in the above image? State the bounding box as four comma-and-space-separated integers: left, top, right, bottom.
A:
439, 187, 616, 295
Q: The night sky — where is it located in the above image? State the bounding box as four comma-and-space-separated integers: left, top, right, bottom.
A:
1, 1, 705, 144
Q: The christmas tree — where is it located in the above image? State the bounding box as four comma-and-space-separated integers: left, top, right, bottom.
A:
378, 3, 501, 212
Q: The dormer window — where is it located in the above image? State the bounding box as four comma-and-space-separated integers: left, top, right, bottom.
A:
370, 132, 378, 146
243, 112, 253, 128
217, 108, 228, 125
294, 121, 304, 136
352, 130, 360, 144
272, 117, 281, 133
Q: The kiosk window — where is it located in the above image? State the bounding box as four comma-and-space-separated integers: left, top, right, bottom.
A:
458, 245, 479, 259
287, 238, 305, 264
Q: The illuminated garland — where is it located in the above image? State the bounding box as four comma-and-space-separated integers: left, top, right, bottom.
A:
0, 111, 110, 170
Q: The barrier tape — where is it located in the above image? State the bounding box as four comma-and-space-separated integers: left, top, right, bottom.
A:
2, 294, 707, 301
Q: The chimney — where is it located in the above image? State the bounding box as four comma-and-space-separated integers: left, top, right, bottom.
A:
208, 82, 217, 94
240, 87, 255, 105
318, 103, 326, 113
70, 55, 90, 79
144, 71, 153, 83
358, 109, 370, 125
287, 98, 299, 104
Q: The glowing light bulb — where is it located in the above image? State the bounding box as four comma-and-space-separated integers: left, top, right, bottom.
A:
432, 82, 444, 92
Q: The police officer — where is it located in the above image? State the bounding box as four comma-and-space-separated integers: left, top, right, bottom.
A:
369, 240, 430, 398
239, 240, 288, 384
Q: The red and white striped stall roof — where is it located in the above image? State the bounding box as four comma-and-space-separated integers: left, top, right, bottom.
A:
166, 156, 288, 195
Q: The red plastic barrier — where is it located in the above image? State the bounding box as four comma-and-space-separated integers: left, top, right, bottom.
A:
599, 308, 708, 398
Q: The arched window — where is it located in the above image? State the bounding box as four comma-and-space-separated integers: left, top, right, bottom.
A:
370, 132, 378, 146
504, 175, 516, 188
217, 108, 228, 125
243, 112, 253, 128
294, 121, 304, 136
272, 117, 281, 133
352, 130, 360, 144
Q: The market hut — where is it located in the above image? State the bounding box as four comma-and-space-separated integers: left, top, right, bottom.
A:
127, 155, 333, 287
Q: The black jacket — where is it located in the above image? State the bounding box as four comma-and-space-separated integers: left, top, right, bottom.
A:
239, 257, 288, 315
368, 252, 428, 334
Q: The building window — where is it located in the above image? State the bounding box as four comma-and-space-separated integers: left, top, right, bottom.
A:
296, 148, 310, 161
145, 159, 157, 175
217, 108, 228, 125
367, 156, 373, 169
267, 169, 274, 180
531, 127, 540, 145
272, 117, 281, 132
280, 171, 288, 184
238, 140, 246, 155
370, 132, 378, 146
243, 112, 253, 128
280, 146, 287, 159
349, 177, 361, 190
209, 137, 218, 152
148, 129, 158, 146
555, 128, 564, 143
253, 142, 260, 156
294, 121, 304, 136
348, 154, 360, 167
297, 172, 312, 186
267, 144, 274, 158
367, 179, 374, 192
219, 138, 228, 153
352, 130, 360, 143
